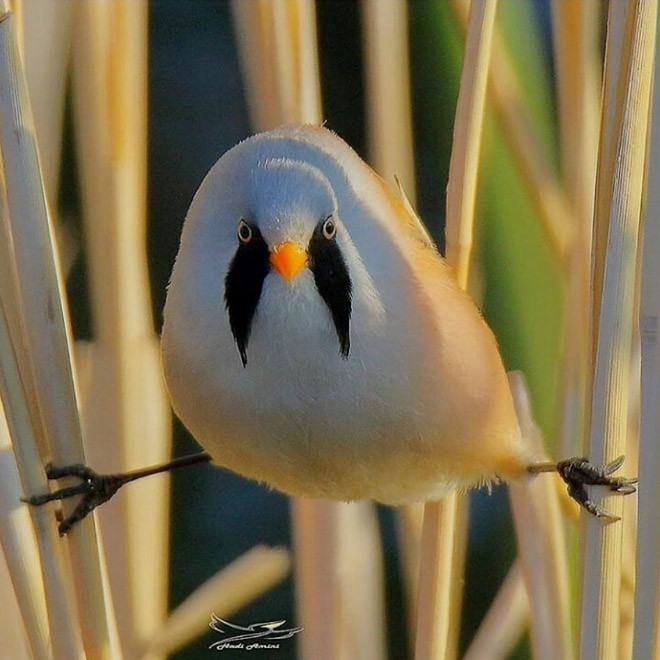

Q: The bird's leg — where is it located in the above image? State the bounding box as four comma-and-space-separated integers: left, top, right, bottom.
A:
527, 455, 637, 522
22, 451, 212, 536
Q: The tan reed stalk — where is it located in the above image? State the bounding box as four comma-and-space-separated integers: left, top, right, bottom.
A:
231, 5, 387, 660
12, 0, 74, 202
580, 3, 657, 659
335, 503, 387, 660
72, 2, 172, 657
0, 300, 83, 659
361, 0, 416, 198
462, 560, 528, 660
0, 168, 78, 660
231, 0, 281, 130
143, 545, 291, 656
550, 7, 603, 645
0, 544, 31, 659
508, 372, 573, 660
451, 0, 575, 263
0, 400, 50, 660
617, 332, 640, 660
395, 496, 423, 652
632, 6, 660, 656
0, 2, 118, 657
360, 0, 423, 650
590, 0, 631, 378
414, 3, 496, 660
107, 2, 172, 656
0, 557, 34, 660
233, 5, 339, 658
70, 8, 135, 657
550, 0, 601, 461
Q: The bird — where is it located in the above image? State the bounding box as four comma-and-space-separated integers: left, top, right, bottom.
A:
24, 125, 636, 533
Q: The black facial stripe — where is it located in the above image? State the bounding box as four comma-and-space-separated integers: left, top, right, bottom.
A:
308, 221, 352, 357
224, 224, 270, 366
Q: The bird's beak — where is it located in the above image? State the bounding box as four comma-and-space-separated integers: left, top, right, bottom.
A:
270, 242, 307, 281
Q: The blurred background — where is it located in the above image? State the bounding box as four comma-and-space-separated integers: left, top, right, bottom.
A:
49, 1, 563, 658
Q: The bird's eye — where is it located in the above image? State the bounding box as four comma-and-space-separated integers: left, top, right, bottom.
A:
322, 216, 336, 240
237, 220, 253, 243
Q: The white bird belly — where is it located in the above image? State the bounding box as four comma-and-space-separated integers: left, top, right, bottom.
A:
162, 266, 520, 504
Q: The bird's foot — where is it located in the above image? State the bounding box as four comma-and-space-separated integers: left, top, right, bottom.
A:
22, 451, 212, 536
554, 455, 637, 522
22, 463, 129, 536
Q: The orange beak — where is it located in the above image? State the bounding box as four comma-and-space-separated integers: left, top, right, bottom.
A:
270, 242, 307, 281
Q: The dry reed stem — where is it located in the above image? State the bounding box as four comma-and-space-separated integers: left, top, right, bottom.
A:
0, 163, 76, 660
72, 2, 171, 656
231, 0, 322, 129
0, 543, 31, 659
590, 0, 632, 380
362, 0, 416, 200
462, 560, 528, 660
632, 6, 660, 657
618, 341, 640, 660
231, 5, 387, 660
414, 498, 457, 660
451, 0, 575, 262
0, 301, 83, 659
414, 4, 496, 660
336, 503, 387, 660
13, 0, 74, 202
291, 500, 341, 660
231, 1, 280, 130
143, 546, 291, 656
395, 500, 423, 652
0, 3, 117, 657
508, 372, 573, 660
580, 3, 657, 659
360, 1, 422, 650
0, 400, 50, 660
71, 7, 135, 655
550, 0, 601, 460
444, 0, 496, 288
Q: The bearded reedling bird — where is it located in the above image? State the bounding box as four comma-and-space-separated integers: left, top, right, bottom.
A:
25, 125, 636, 533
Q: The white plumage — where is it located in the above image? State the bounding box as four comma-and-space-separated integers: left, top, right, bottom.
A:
161, 125, 532, 505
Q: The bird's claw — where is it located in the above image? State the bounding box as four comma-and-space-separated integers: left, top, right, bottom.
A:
556, 455, 637, 523
21, 463, 127, 536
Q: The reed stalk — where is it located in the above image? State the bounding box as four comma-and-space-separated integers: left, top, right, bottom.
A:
414, 3, 496, 659
231, 5, 387, 660
451, 0, 575, 263
13, 0, 74, 203
72, 2, 171, 656
362, 0, 416, 198
550, 0, 601, 463
580, 3, 657, 659
231, 5, 338, 658
550, 5, 603, 646
0, 544, 31, 659
336, 503, 386, 660
462, 560, 528, 660
360, 1, 423, 650
0, 2, 117, 657
632, 6, 660, 657
508, 372, 573, 660
0, 400, 50, 660
0, 298, 83, 659
590, 0, 631, 377
143, 546, 291, 656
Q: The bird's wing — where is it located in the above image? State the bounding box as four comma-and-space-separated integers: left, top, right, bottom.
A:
393, 174, 435, 247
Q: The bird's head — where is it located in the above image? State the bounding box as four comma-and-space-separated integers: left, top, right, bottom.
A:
166, 137, 383, 370
224, 158, 352, 366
